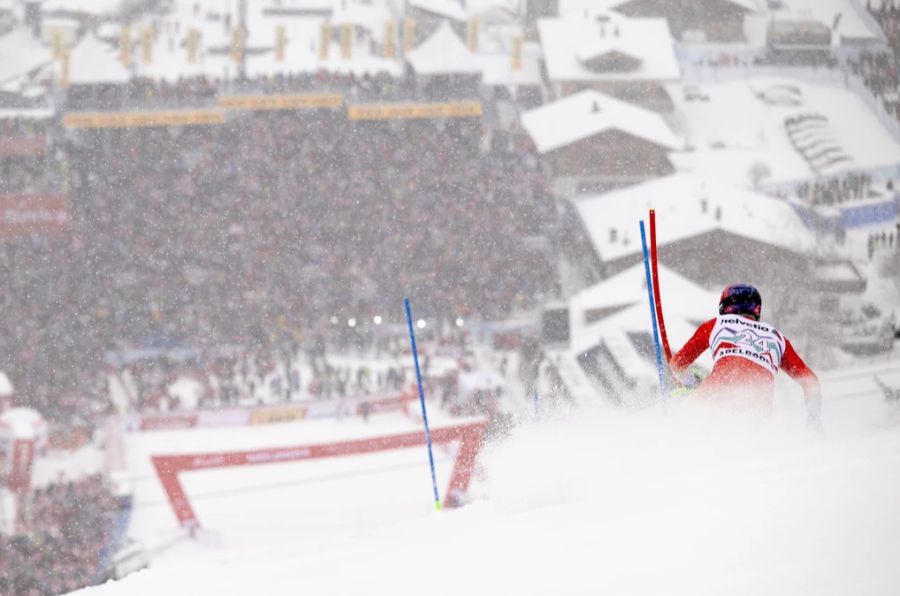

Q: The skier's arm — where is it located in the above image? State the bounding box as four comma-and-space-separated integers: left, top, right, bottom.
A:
781, 339, 822, 428
670, 319, 715, 380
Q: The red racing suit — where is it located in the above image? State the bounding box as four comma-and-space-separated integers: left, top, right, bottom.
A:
670, 315, 821, 409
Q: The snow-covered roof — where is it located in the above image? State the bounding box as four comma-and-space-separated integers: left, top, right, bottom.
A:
332, 0, 391, 36
573, 173, 817, 263
42, 0, 125, 17
569, 302, 705, 378
568, 262, 719, 374
95, 21, 121, 40
571, 263, 717, 325
42, 15, 81, 29
521, 90, 681, 154
538, 10, 680, 83
407, 0, 467, 22
479, 41, 542, 87
768, 0, 878, 43
0, 27, 53, 85
133, 39, 233, 83
66, 33, 131, 84
406, 21, 480, 75
316, 50, 405, 76
559, 0, 760, 13
0, 108, 55, 119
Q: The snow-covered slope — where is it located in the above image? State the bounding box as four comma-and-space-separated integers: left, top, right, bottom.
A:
77, 362, 900, 596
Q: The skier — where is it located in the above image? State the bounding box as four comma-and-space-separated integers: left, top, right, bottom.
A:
670, 284, 822, 427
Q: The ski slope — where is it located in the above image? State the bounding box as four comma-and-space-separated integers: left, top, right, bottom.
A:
77, 361, 900, 596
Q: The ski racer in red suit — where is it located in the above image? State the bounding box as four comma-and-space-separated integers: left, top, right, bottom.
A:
670, 284, 822, 426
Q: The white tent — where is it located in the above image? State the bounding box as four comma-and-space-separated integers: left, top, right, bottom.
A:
0, 27, 53, 86
0, 372, 13, 398
66, 32, 131, 84
406, 21, 481, 76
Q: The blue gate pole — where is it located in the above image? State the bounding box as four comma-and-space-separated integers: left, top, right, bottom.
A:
404, 298, 442, 510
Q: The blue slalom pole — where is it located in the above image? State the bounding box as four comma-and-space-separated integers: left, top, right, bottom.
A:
639, 221, 667, 398
533, 389, 540, 416
404, 298, 441, 510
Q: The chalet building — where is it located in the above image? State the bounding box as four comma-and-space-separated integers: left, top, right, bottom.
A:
521, 90, 681, 195
537, 9, 680, 111
569, 174, 820, 311
606, 0, 758, 43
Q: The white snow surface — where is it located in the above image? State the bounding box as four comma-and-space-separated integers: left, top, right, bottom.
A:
75, 360, 900, 596
670, 77, 900, 187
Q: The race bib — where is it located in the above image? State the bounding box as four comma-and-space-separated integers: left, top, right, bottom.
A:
709, 315, 786, 376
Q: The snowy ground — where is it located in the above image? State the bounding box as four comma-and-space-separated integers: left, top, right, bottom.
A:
669, 77, 900, 188
73, 357, 900, 596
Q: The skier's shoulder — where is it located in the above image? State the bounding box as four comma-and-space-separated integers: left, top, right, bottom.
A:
714, 314, 785, 340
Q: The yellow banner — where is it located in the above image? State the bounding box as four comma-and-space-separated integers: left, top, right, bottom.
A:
219, 94, 344, 111
347, 101, 483, 121
250, 405, 307, 425
63, 110, 225, 129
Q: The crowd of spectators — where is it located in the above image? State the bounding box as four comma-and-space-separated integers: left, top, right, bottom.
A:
793, 171, 878, 205
0, 118, 61, 195
0, 476, 121, 595
0, 105, 556, 423
116, 346, 413, 412
860, 3, 900, 118
64, 69, 476, 112
867, 223, 900, 259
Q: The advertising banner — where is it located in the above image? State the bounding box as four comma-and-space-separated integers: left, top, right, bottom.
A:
219, 94, 344, 111
0, 194, 70, 238
63, 110, 225, 129
6, 439, 35, 493
360, 395, 408, 415
346, 101, 483, 121
0, 137, 45, 158
249, 405, 307, 425
139, 413, 198, 431
196, 408, 251, 428
302, 401, 341, 420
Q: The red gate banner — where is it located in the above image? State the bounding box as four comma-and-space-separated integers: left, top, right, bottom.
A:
152, 421, 486, 529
